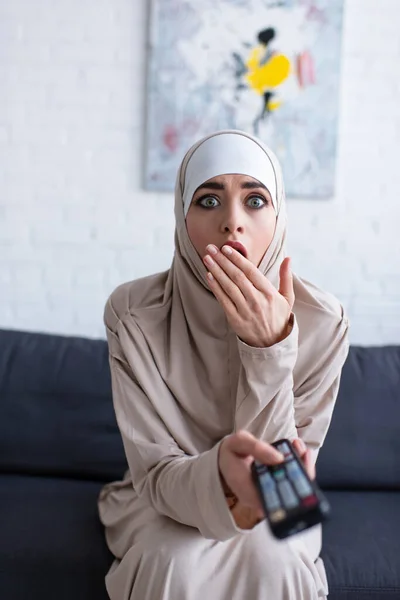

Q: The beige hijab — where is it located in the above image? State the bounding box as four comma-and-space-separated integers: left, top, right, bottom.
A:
106, 130, 349, 464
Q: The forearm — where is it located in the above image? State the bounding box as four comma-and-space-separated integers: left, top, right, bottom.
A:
293, 312, 349, 457
125, 436, 249, 542
109, 353, 249, 543
235, 316, 299, 441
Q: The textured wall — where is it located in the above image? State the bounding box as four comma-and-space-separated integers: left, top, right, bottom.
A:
1, 0, 400, 344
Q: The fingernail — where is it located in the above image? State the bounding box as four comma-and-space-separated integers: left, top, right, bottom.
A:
222, 245, 232, 255
206, 244, 218, 255
204, 255, 214, 266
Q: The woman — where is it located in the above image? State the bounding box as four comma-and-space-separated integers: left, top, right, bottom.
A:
99, 130, 349, 599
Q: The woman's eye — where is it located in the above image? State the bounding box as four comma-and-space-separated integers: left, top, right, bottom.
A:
247, 195, 266, 209
197, 196, 220, 208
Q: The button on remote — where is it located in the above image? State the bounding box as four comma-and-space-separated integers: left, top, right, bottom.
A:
260, 473, 281, 511
286, 460, 313, 498
270, 508, 286, 523
276, 442, 293, 459
274, 468, 286, 481
277, 479, 298, 510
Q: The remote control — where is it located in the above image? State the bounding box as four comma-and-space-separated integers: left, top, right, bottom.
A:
251, 438, 331, 539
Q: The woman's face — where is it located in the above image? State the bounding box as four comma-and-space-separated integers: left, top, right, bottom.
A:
186, 174, 276, 267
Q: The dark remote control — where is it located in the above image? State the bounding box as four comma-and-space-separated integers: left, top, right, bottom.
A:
251, 438, 331, 539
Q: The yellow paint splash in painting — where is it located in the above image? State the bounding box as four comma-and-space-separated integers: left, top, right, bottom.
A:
245, 45, 291, 111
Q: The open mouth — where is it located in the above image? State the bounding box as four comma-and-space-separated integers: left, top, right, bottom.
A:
222, 241, 248, 258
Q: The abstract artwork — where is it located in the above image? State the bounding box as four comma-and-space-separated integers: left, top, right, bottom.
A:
145, 0, 345, 197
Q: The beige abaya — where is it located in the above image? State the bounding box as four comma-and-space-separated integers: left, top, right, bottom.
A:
98, 131, 349, 599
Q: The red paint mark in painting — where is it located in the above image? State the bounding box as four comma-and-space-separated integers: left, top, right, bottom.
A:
163, 125, 179, 152
182, 119, 201, 137
296, 55, 303, 87
296, 51, 315, 88
300, 0, 326, 25
307, 6, 326, 25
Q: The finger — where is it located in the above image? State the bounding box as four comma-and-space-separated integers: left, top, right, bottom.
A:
204, 254, 248, 308
292, 438, 306, 459
220, 245, 277, 295
206, 270, 238, 315
292, 440, 315, 480
278, 257, 295, 309
228, 430, 284, 464
303, 449, 316, 480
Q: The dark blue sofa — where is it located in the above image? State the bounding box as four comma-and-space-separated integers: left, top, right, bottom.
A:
0, 328, 399, 599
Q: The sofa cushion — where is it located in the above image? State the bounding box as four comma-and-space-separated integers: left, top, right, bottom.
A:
322, 490, 400, 599
0, 329, 127, 481
318, 345, 400, 490
0, 474, 112, 600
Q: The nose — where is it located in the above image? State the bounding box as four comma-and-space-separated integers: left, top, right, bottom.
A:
219, 205, 244, 234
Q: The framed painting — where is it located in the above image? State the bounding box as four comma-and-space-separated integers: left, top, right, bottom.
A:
145, 0, 345, 197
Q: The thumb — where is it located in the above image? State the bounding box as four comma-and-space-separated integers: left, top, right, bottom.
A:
279, 257, 295, 309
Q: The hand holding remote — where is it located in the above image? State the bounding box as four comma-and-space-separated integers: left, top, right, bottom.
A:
252, 438, 330, 539
218, 430, 284, 519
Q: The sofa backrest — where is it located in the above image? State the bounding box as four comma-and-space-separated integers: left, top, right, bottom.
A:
1, 329, 399, 490
318, 345, 400, 490
0, 329, 127, 482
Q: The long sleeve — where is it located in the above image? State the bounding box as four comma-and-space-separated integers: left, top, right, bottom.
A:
226, 309, 347, 532
293, 308, 349, 461
107, 327, 246, 542
235, 305, 349, 464
234, 315, 299, 443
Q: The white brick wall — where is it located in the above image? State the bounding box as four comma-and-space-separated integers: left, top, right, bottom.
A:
1, 0, 400, 344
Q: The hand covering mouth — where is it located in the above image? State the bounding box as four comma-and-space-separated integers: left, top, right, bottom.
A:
221, 241, 248, 258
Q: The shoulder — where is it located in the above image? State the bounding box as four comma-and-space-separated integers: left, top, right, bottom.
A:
293, 275, 345, 324
104, 270, 170, 333
292, 274, 349, 352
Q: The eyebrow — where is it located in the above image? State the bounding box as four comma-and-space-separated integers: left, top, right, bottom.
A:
194, 180, 270, 192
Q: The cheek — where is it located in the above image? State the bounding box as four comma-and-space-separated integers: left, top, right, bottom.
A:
253, 214, 276, 255
255, 213, 276, 239
186, 213, 209, 256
